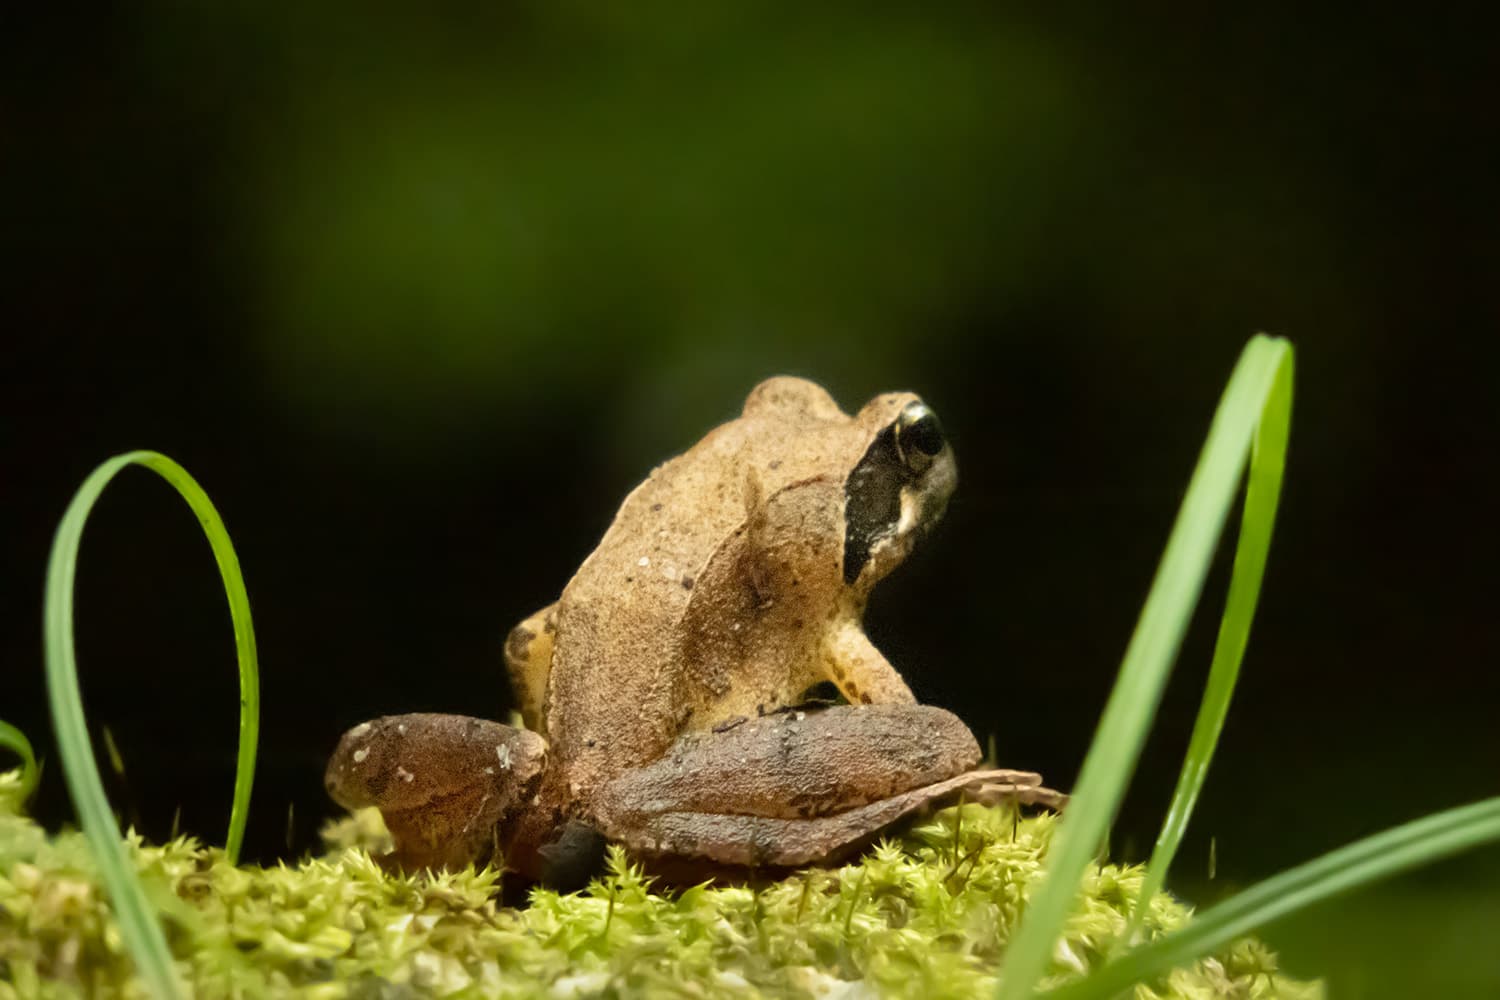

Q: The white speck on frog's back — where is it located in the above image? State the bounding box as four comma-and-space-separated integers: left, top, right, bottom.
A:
496, 744, 513, 770
352, 747, 369, 763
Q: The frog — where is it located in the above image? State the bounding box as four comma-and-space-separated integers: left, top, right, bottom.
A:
326, 377, 1064, 885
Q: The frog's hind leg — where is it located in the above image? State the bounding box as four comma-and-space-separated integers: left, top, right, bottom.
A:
504, 603, 557, 732
591, 703, 1064, 869
622, 769, 1062, 870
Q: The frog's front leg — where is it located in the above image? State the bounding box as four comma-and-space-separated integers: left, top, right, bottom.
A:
821, 619, 916, 705
591, 704, 1063, 869
325, 713, 548, 872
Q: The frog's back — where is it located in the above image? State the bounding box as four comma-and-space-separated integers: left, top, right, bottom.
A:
543, 380, 866, 789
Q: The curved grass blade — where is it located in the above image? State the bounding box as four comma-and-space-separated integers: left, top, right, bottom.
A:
45, 451, 262, 999
1044, 795, 1500, 1000
0, 719, 40, 805
1123, 343, 1293, 941
995, 336, 1294, 1000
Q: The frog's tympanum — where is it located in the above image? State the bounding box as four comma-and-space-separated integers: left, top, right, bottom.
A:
327, 377, 1063, 886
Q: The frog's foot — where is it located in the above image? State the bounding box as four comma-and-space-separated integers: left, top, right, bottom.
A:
325, 713, 548, 873
504, 603, 557, 733
591, 704, 1065, 870
963, 775, 1069, 811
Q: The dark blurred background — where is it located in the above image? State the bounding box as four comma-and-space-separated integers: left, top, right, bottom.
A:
3, 5, 1497, 995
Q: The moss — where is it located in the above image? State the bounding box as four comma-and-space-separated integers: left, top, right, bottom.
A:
0, 771, 1318, 998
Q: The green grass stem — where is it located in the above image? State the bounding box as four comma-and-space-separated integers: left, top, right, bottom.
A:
995, 336, 1294, 999
0, 719, 40, 805
1123, 339, 1292, 941
44, 451, 262, 999
1043, 795, 1500, 999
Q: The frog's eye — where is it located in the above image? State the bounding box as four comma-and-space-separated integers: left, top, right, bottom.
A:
894, 403, 945, 474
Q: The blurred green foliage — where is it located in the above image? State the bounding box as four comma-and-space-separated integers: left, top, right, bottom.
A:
247, 8, 1073, 439
162, 5, 1350, 455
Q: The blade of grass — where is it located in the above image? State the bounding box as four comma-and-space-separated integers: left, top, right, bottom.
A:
995, 336, 1294, 1000
1123, 341, 1292, 941
45, 450, 262, 999
1043, 795, 1500, 1000
0, 719, 40, 804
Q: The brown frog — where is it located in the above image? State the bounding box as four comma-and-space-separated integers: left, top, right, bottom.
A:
326, 377, 1062, 885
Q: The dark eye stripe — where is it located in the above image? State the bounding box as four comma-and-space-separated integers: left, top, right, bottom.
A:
843, 402, 948, 584
842, 424, 909, 584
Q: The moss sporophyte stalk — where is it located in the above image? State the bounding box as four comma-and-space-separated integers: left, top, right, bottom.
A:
0, 778, 1319, 998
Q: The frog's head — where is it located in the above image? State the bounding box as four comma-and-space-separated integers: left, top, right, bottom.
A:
738, 376, 957, 596
841, 392, 957, 591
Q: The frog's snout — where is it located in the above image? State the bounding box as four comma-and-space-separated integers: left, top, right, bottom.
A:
325, 719, 382, 809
